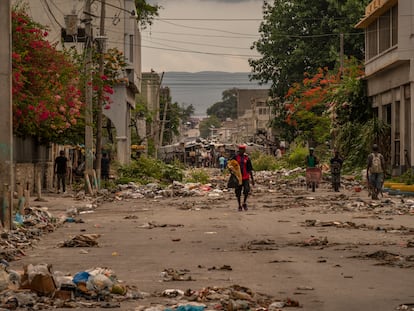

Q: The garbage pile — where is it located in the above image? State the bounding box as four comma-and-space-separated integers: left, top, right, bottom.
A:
114, 181, 228, 200
110, 167, 371, 201
155, 284, 301, 311
0, 262, 305, 310
0, 207, 64, 262
0, 263, 147, 309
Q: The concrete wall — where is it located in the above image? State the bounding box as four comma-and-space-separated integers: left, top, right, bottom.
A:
142, 72, 161, 146
15, 162, 54, 195
361, 0, 414, 174
236, 89, 269, 118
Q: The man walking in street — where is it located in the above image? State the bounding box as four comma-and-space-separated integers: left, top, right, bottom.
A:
101, 152, 110, 181
367, 144, 385, 200
54, 150, 68, 194
230, 144, 254, 211
330, 150, 343, 192
305, 147, 319, 168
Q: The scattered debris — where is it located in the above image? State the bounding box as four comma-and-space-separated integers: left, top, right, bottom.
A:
160, 268, 194, 282
351, 250, 414, 268
59, 234, 101, 248
242, 240, 278, 251
138, 222, 184, 229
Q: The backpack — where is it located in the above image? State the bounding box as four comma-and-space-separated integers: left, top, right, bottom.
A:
370, 153, 382, 173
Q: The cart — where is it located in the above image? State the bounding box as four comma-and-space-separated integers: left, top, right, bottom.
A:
306, 167, 322, 192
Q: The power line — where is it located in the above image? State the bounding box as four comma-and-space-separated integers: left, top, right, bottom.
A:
103, 28, 259, 58
156, 18, 262, 21
157, 19, 259, 37
94, 0, 135, 16
105, 38, 260, 58
142, 36, 251, 50
142, 29, 258, 39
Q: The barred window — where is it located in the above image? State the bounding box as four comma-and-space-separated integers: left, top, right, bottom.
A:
366, 4, 398, 60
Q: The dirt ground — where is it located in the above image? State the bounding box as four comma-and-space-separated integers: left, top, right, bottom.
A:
8, 174, 414, 311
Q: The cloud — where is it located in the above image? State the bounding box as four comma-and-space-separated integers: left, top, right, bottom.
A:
142, 0, 263, 72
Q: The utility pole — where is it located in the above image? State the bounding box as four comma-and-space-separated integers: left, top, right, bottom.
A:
0, 0, 13, 230
159, 87, 168, 148
84, 0, 94, 193
153, 72, 164, 159
155, 72, 168, 152
95, 0, 106, 188
339, 33, 344, 73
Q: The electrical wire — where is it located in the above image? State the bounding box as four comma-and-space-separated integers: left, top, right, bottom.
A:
41, 0, 64, 28
104, 27, 259, 57
94, 0, 136, 16
142, 35, 252, 50
156, 19, 259, 37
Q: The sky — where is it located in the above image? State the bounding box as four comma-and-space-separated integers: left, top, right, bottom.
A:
143, 0, 265, 73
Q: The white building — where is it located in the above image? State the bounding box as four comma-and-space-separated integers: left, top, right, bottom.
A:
356, 0, 414, 174
21, 0, 142, 164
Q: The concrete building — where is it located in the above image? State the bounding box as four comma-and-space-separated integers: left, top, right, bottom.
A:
21, 0, 142, 165
356, 0, 414, 174
235, 89, 273, 144
141, 72, 161, 154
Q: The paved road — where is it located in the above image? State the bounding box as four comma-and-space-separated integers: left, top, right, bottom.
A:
10, 182, 414, 311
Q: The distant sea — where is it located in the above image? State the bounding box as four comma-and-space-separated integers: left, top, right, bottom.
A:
162, 72, 271, 118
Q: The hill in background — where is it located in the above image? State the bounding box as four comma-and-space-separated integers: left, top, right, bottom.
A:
162, 72, 271, 117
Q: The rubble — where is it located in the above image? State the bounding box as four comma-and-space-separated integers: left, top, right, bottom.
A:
1, 167, 413, 309
351, 250, 414, 268
59, 234, 101, 247
0, 264, 152, 309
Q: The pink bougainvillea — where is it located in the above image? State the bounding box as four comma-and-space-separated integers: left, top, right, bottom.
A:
12, 7, 84, 142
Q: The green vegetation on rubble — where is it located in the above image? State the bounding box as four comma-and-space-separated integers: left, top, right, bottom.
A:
117, 156, 184, 185
389, 170, 414, 185
250, 151, 281, 171
185, 169, 210, 184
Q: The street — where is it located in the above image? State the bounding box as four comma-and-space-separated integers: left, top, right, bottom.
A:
7, 172, 414, 311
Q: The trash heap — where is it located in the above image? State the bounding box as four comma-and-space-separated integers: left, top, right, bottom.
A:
0, 263, 147, 309
0, 263, 304, 310
155, 284, 300, 311
0, 207, 64, 262
111, 167, 372, 201
114, 181, 227, 200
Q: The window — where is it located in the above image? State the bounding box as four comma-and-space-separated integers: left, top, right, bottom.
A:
367, 22, 378, 60
129, 34, 134, 63
392, 5, 398, 46
366, 4, 398, 60
378, 10, 390, 53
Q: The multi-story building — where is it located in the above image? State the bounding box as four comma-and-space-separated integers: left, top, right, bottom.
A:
235, 89, 273, 144
356, 0, 414, 174
22, 0, 142, 165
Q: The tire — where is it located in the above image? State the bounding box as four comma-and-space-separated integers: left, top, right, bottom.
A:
312, 182, 316, 192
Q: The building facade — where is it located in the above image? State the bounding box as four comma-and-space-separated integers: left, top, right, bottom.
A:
235, 89, 273, 145
356, 0, 414, 174
21, 0, 142, 165
141, 72, 161, 155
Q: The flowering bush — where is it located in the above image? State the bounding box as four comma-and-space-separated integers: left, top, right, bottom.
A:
282, 59, 366, 144
12, 7, 84, 143
91, 47, 128, 111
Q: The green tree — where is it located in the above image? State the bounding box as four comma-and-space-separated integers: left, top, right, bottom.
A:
283, 58, 370, 143
249, 0, 369, 99
181, 104, 195, 124
134, 0, 160, 29
160, 100, 182, 145
206, 88, 238, 121
199, 116, 221, 139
